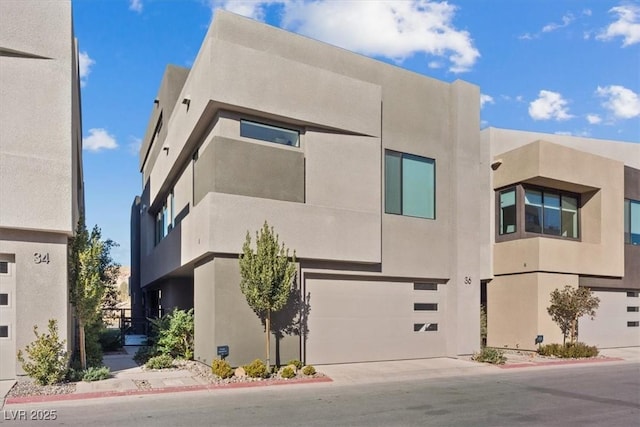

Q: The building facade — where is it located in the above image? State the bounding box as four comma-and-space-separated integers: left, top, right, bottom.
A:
131, 11, 487, 367
484, 128, 640, 350
0, 0, 84, 379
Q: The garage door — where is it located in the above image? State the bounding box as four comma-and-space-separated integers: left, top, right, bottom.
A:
0, 258, 16, 380
305, 278, 447, 364
579, 290, 640, 348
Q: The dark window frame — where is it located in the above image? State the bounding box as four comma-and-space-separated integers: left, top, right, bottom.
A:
240, 119, 300, 148
624, 198, 640, 245
384, 149, 436, 220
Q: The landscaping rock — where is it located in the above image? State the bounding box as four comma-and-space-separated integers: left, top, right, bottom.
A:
234, 366, 246, 378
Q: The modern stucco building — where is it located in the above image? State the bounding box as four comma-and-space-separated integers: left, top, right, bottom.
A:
131, 10, 487, 367
0, 0, 84, 379
484, 128, 640, 350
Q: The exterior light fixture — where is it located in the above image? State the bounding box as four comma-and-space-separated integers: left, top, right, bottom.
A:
182, 97, 191, 108
491, 159, 503, 170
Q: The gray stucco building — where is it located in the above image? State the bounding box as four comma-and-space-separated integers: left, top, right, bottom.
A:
0, 0, 84, 379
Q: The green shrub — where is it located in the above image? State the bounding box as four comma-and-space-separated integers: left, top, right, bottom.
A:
133, 345, 159, 366
66, 367, 84, 382
82, 366, 110, 382
244, 359, 268, 378
302, 365, 316, 376
211, 359, 234, 379
285, 359, 303, 370
145, 354, 174, 369
155, 308, 194, 360
84, 320, 104, 368
98, 328, 122, 352
472, 347, 506, 365
17, 320, 69, 385
280, 366, 295, 379
538, 342, 598, 358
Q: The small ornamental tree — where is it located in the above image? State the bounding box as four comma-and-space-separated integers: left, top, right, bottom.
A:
239, 222, 296, 370
547, 285, 600, 345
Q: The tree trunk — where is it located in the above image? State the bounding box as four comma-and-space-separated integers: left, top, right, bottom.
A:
570, 319, 576, 344
79, 321, 87, 370
265, 310, 271, 372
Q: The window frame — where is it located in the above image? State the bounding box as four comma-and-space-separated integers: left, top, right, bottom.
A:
384, 149, 436, 220
240, 119, 300, 148
624, 198, 640, 245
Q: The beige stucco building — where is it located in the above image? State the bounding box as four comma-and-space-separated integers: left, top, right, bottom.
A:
0, 0, 84, 379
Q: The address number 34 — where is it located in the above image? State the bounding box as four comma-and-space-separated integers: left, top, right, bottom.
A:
34, 253, 50, 264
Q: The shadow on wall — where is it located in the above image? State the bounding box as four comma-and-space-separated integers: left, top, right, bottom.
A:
269, 283, 311, 366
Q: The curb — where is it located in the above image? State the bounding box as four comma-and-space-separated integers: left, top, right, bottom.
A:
5, 376, 333, 405
498, 357, 624, 369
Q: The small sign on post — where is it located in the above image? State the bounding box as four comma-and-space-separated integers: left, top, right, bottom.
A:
217, 345, 229, 359
535, 335, 544, 345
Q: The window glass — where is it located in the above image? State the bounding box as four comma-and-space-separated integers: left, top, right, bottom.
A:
384, 152, 401, 215
0, 261, 7, 274
499, 188, 516, 234
625, 199, 631, 244
561, 195, 578, 238
0, 294, 8, 306
630, 200, 640, 245
543, 192, 561, 235
402, 154, 435, 219
240, 120, 299, 147
525, 190, 543, 233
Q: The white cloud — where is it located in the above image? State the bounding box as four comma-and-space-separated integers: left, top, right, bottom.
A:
128, 137, 142, 155
83, 128, 118, 152
528, 90, 574, 121
586, 114, 602, 124
428, 61, 443, 69
583, 9, 592, 17
129, 0, 143, 13
597, 4, 640, 46
78, 51, 95, 87
211, 0, 480, 73
480, 94, 494, 108
596, 85, 640, 119
554, 131, 573, 136
542, 13, 575, 33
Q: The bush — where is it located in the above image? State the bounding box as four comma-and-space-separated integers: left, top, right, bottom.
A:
538, 342, 598, 358
302, 365, 316, 376
17, 320, 69, 385
211, 359, 234, 379
133, 346, 159, 366
98, 328, 122, 352
84, 320, 104, 368
285, 359, 303, 370
154, 308, 194, 360
244, 359, 268, 378
82, 366, 110, 382
145, 354, 174, 369
472, 347, 506, 365
280, 366, 295, 379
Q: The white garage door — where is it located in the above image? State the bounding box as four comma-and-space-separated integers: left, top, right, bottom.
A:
580, 289, 640, 348
0, 258, 16, 380
305, 278, 447, 365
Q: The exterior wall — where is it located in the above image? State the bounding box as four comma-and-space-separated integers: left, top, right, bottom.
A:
0, 0, 82, 379
579, 289, 640, 348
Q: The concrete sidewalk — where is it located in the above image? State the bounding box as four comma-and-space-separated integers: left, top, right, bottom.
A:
2, 346, 638, 405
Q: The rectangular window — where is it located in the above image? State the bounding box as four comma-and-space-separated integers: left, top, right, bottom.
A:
628, 321, 639, 327
0, 261, 7, 274
0, 326, 8, 338
240, 120, 299, 147
414, 283, 438, 291
385, 150, 435, 219
499, 188, 516, 234
627, 306, 639, 312
525, 188, 578, 238
414, 303, 438, 311
625, 199, 640, 245
628, 291, 639, 298
0, 294, 7, 306
154, 190, 174, 245
414, 323, 438, 332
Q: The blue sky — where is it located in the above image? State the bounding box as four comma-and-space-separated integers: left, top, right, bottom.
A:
72, 0, 640, 265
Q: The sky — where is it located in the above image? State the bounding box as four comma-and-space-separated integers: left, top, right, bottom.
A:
72, 0, 640, 265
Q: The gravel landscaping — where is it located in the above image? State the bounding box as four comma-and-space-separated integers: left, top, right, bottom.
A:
7, 378, 76, 398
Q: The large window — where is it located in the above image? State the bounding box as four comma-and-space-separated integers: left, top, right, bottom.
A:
240, 120, 299, 147
524, 188, 578, 238
625, 199, 640, 245
155, 190, 174, 245
499, 188, 516, 235
385, 150, 435, 219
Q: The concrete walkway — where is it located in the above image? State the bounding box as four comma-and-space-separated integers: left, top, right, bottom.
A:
1, 346, 638, 405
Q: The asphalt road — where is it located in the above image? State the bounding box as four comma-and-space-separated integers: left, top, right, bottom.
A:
2, 363, 638, 427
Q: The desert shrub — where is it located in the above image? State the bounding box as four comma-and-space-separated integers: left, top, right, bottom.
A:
211, 359, 234, 379
155, 308, 194, 360
133, 345, 159, 366
66, 367, 84, 382
82, 366, 110, 382
84, 320, 104, 368
98, 328, 122, 352
302, 365, 316, 376
244, 359, 268, 378
285, 359, 303, 370
538, 342, 598, 358
145, 354, 174, 369
472, 347, 506, 365
17, 320, 69, 385
280, 366, 295, 379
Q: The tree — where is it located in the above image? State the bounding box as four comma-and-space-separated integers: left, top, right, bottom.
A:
69, 218, 119, 369
547, 285, 600, 345
239, 221, 297, 370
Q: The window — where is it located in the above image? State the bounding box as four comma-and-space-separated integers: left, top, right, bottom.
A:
0, 294, 7, 306
524, 188, 578, 238
0, 261, 7, 274
240, 120, 299, 147
627, 306, 639, 312
0, 326, 7, 338
628, 291, 639, 298
385, 150, 435, 219
414, 323, 438, 332
499, 188, 516, 234
624, 199, 640, 245
154, 190, 174, 245
414, 283, 438, 291
628, 321, 639, 327
414, 303, 438, 311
